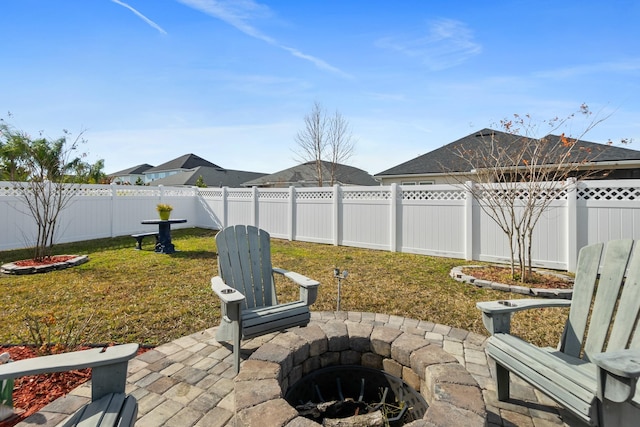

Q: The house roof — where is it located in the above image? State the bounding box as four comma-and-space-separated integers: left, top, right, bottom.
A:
375, 128, 640, 177
243, 161, 378, 187
145, 154, 222, 173
108, 163, 154, 176
148, 166, 267, 187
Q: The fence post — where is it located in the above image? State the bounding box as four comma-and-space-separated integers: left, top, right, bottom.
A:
110, 182, 117, 238
333, 185, 340, 246
566, 178, 578, 272
221, 186, 228, 228
390, 183, 398, 252
464, 181, 474, 261
288, 186, 295, 241
252, 186, 259, 228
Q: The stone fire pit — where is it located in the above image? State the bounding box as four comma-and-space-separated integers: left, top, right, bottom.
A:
233, 319, 486, 426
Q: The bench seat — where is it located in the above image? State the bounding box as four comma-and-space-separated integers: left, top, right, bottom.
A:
131, 232, 158, 250
241, 301, 310, 339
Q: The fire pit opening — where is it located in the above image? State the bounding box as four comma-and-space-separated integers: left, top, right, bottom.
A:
285, 365, 428, 426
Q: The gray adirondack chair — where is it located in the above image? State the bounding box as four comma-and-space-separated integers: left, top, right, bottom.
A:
0, 344, 139, 426
477, 239, 640, 426
211, 225, 320, 373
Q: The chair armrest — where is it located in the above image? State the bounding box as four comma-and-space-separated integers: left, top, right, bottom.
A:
272, 268, 320, 288
0, 344, 138, 380
592, 348, 640, 403
211, 276, 246, 304
273, 268, 320, 306
0, 344, 139, 401
476, 299, 571, 334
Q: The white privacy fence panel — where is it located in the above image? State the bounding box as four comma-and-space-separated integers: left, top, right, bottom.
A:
257, 189, 290, 239
340, 187, 392, 250
294, 188, 334, 244
226, 188, 256, 227
399, 186, 467, 258
577, 181, 640, 250
5, 180, 640, 272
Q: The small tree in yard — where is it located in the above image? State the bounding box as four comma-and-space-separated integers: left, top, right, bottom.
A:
294, 101, 356, 186
0, 118, 91, 261
446, 105, 625, 282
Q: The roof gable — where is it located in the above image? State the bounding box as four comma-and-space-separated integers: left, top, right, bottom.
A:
145, 154, 222, 173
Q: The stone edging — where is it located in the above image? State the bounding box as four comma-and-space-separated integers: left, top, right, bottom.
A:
233, 320, 486, 426
450, 265, 573, 299
1, 255, 89, 275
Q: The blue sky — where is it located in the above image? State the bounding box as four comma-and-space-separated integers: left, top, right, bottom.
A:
2, 1, 639, 176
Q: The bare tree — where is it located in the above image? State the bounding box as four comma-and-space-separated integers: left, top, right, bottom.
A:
446, 105, 618, 281
1, 119, 88, 261
294, 101, 356, 186
326, 110, 356, 186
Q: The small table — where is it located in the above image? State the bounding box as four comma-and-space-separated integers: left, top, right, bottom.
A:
141, 219, 187, 254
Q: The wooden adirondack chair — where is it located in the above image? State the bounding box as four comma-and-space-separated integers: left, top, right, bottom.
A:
211, 225, 320, 373
477, 239, 640, 426
0, 344, 139, 426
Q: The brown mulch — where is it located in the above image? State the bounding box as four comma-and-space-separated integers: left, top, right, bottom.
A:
0, 346, 149, 427
12, 256, 77, 267
462, 265, 573, 289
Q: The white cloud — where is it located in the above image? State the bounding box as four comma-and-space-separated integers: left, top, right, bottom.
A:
176, 0, 349, 77
376, 18, 482, 71
111, 0, 167, 34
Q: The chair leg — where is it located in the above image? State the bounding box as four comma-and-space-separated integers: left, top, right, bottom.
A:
233, 320, 241, 374
495, 363, 510, 401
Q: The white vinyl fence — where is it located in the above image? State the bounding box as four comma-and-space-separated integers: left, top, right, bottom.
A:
2, 180, 640, 272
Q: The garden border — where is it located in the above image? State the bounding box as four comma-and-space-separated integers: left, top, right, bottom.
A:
450, 265, 573, 299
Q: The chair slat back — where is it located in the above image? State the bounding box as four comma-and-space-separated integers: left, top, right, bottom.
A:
561, 239, 640, 360
216, 225, 276, 309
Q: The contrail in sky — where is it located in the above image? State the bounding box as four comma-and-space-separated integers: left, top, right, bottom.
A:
176, 0, 349, 77
111, 0, 168, 35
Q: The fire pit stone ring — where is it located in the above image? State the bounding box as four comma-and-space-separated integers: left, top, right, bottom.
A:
233, 314, 486, 426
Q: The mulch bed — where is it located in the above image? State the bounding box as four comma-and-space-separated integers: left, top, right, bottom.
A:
0, 345, 149, 427
462, 265, 573, 289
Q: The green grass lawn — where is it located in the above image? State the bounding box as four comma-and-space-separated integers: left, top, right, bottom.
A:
0, 227, 567, 348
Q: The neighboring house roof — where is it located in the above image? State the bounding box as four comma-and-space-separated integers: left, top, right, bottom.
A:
149, 166, 267, 187
243, 161, 378, 187
144, 153, 222, 173
108, 163, 154, 176
375, 128, 640, 177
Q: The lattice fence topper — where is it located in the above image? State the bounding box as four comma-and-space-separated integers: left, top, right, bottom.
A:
578, 186, 640, 201
227, 190, 253, 199
0, 184, 26, 197
115, 187, 161, 197
198, 189, 223, 198
71, 186, 113, 197
296, 190, 334, 200
342, 189, 392, 200
258, 191, 289, 200
402, 188, 466, 201
160, 187, 195, 197
476, 187, 568, 201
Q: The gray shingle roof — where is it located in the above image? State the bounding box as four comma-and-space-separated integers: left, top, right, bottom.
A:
375, 129, 640, 177
243, 161, 378, 187
148, 166, 266, 187
108, 163, 154, 176
145, 154, 222, 173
